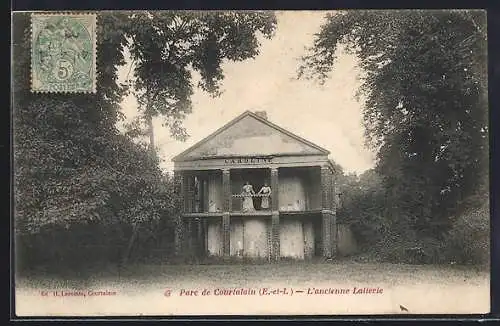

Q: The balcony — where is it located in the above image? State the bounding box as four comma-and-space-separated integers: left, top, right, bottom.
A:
180, 166, 325, 218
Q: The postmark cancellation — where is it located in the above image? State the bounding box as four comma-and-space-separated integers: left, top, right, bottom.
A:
30, 13, 97, 93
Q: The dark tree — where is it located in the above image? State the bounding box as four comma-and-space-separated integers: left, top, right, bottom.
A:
300, 10, 488, 238
13, 11, 276, 267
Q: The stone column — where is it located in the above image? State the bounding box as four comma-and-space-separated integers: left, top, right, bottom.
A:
321, 166, 331, 210
222, 169, 231, 212
181, 172, 189, 213
222, 169, 231, 257
330, 172, 338, 257
271, 168, 279, 211
196, 218, 203, 257
182, 172, 196, 213
174, 171, 184, 256
202, 218, 208, 256
330, 209, 337, 257
222, 213, 230, 257
187, 173, 196, 213
270, 168, 280, 261
186, 218, 193, 257
321, 166, 333, 258
181, 172, 195, 257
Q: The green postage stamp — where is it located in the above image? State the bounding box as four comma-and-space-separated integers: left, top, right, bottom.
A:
31, 13, 97, 93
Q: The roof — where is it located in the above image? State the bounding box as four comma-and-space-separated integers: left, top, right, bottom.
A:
172, 110, 330, 162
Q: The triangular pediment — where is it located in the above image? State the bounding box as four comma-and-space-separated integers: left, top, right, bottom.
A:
172, 111, 329, 162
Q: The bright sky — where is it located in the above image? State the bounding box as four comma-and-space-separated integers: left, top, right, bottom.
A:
117, 11, 376, 175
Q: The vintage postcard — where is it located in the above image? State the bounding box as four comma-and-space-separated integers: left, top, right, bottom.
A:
12, 10, 490, 316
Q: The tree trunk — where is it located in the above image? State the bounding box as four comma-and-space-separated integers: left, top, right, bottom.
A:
122, 223, 139, 266
145, 85, 156, 158
147, 114, 155, 155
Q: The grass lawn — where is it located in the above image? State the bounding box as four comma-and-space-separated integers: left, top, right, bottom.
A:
17, 260, 488, 287
15, 261, 490, 316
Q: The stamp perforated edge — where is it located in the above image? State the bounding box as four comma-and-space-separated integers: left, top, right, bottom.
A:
30, 12, 98, 94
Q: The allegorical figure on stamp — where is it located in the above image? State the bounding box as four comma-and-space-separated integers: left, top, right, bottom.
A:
31, 14, 96, 93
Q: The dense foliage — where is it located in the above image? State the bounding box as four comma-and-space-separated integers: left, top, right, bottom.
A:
124, 11, 276, 143
336, 170, 387, 249
302, 10, 489, 264
13, 11, 276, 270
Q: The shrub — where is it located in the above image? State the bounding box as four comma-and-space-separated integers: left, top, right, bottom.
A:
441, 200, 490, 265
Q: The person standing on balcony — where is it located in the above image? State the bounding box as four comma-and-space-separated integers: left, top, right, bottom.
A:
257, 182, 272, 210
241, 181, 256, 212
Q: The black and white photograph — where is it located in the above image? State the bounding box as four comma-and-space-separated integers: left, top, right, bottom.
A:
12, 10, 490, 316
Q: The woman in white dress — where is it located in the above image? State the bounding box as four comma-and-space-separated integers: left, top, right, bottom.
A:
257, 182, 272, 210
241, 181, 255, 212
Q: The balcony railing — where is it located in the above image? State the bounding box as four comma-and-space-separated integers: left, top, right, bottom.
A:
231, 194, 270, 198
186, 194, 318, 214
232, 193, 271, 212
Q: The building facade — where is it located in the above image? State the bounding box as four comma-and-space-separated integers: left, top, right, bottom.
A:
172, 111, 338, 261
